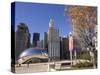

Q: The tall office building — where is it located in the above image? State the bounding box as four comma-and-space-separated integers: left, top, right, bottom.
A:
48, 19, 60, 61
15, 23, 30, 60
32, 33, 40, 47
40, 40, 44, 48
43, 32, 48, 50
60, 37, 69, 60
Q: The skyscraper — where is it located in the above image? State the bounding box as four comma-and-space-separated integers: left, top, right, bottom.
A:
60, 37, 69, 60
15, 23, 30, 60
43, 32, 48, 50
32, 33, 40, 47
48, 19, 60, 61
40, 40, 44, 48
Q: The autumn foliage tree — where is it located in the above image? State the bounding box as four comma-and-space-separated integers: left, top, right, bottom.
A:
65, 6, 97, 50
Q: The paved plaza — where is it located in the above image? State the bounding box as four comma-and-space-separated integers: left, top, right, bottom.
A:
15, 59, 90, 73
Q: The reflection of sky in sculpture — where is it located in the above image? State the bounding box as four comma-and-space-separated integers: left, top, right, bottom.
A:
19, 48, 48, 58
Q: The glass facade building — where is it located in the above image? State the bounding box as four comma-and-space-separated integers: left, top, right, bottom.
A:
32, 33, 40, 47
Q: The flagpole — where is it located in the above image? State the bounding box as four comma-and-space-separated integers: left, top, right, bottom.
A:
70, 50, 73, 66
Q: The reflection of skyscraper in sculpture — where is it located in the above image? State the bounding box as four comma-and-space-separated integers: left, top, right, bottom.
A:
48, 19, 60, 61
15, 23, 30, 60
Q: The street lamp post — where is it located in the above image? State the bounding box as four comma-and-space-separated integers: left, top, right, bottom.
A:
47, 57, 50, 72
89, 35, 96, 69
53, 56, 56, 69
70, 50, 73, 66
89, 50, 95, 68
92, 36, 96, 68
74, 49, 77, 65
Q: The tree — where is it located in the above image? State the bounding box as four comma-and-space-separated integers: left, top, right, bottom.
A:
65, 6, 97, 50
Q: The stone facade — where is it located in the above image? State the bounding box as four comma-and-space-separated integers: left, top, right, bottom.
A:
48, 19, 60, 61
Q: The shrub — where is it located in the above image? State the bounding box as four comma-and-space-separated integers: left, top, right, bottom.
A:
73, 62, 93, 68
77, 51, 91, 60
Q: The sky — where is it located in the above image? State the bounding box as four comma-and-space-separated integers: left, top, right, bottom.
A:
15, 2, 72, 42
